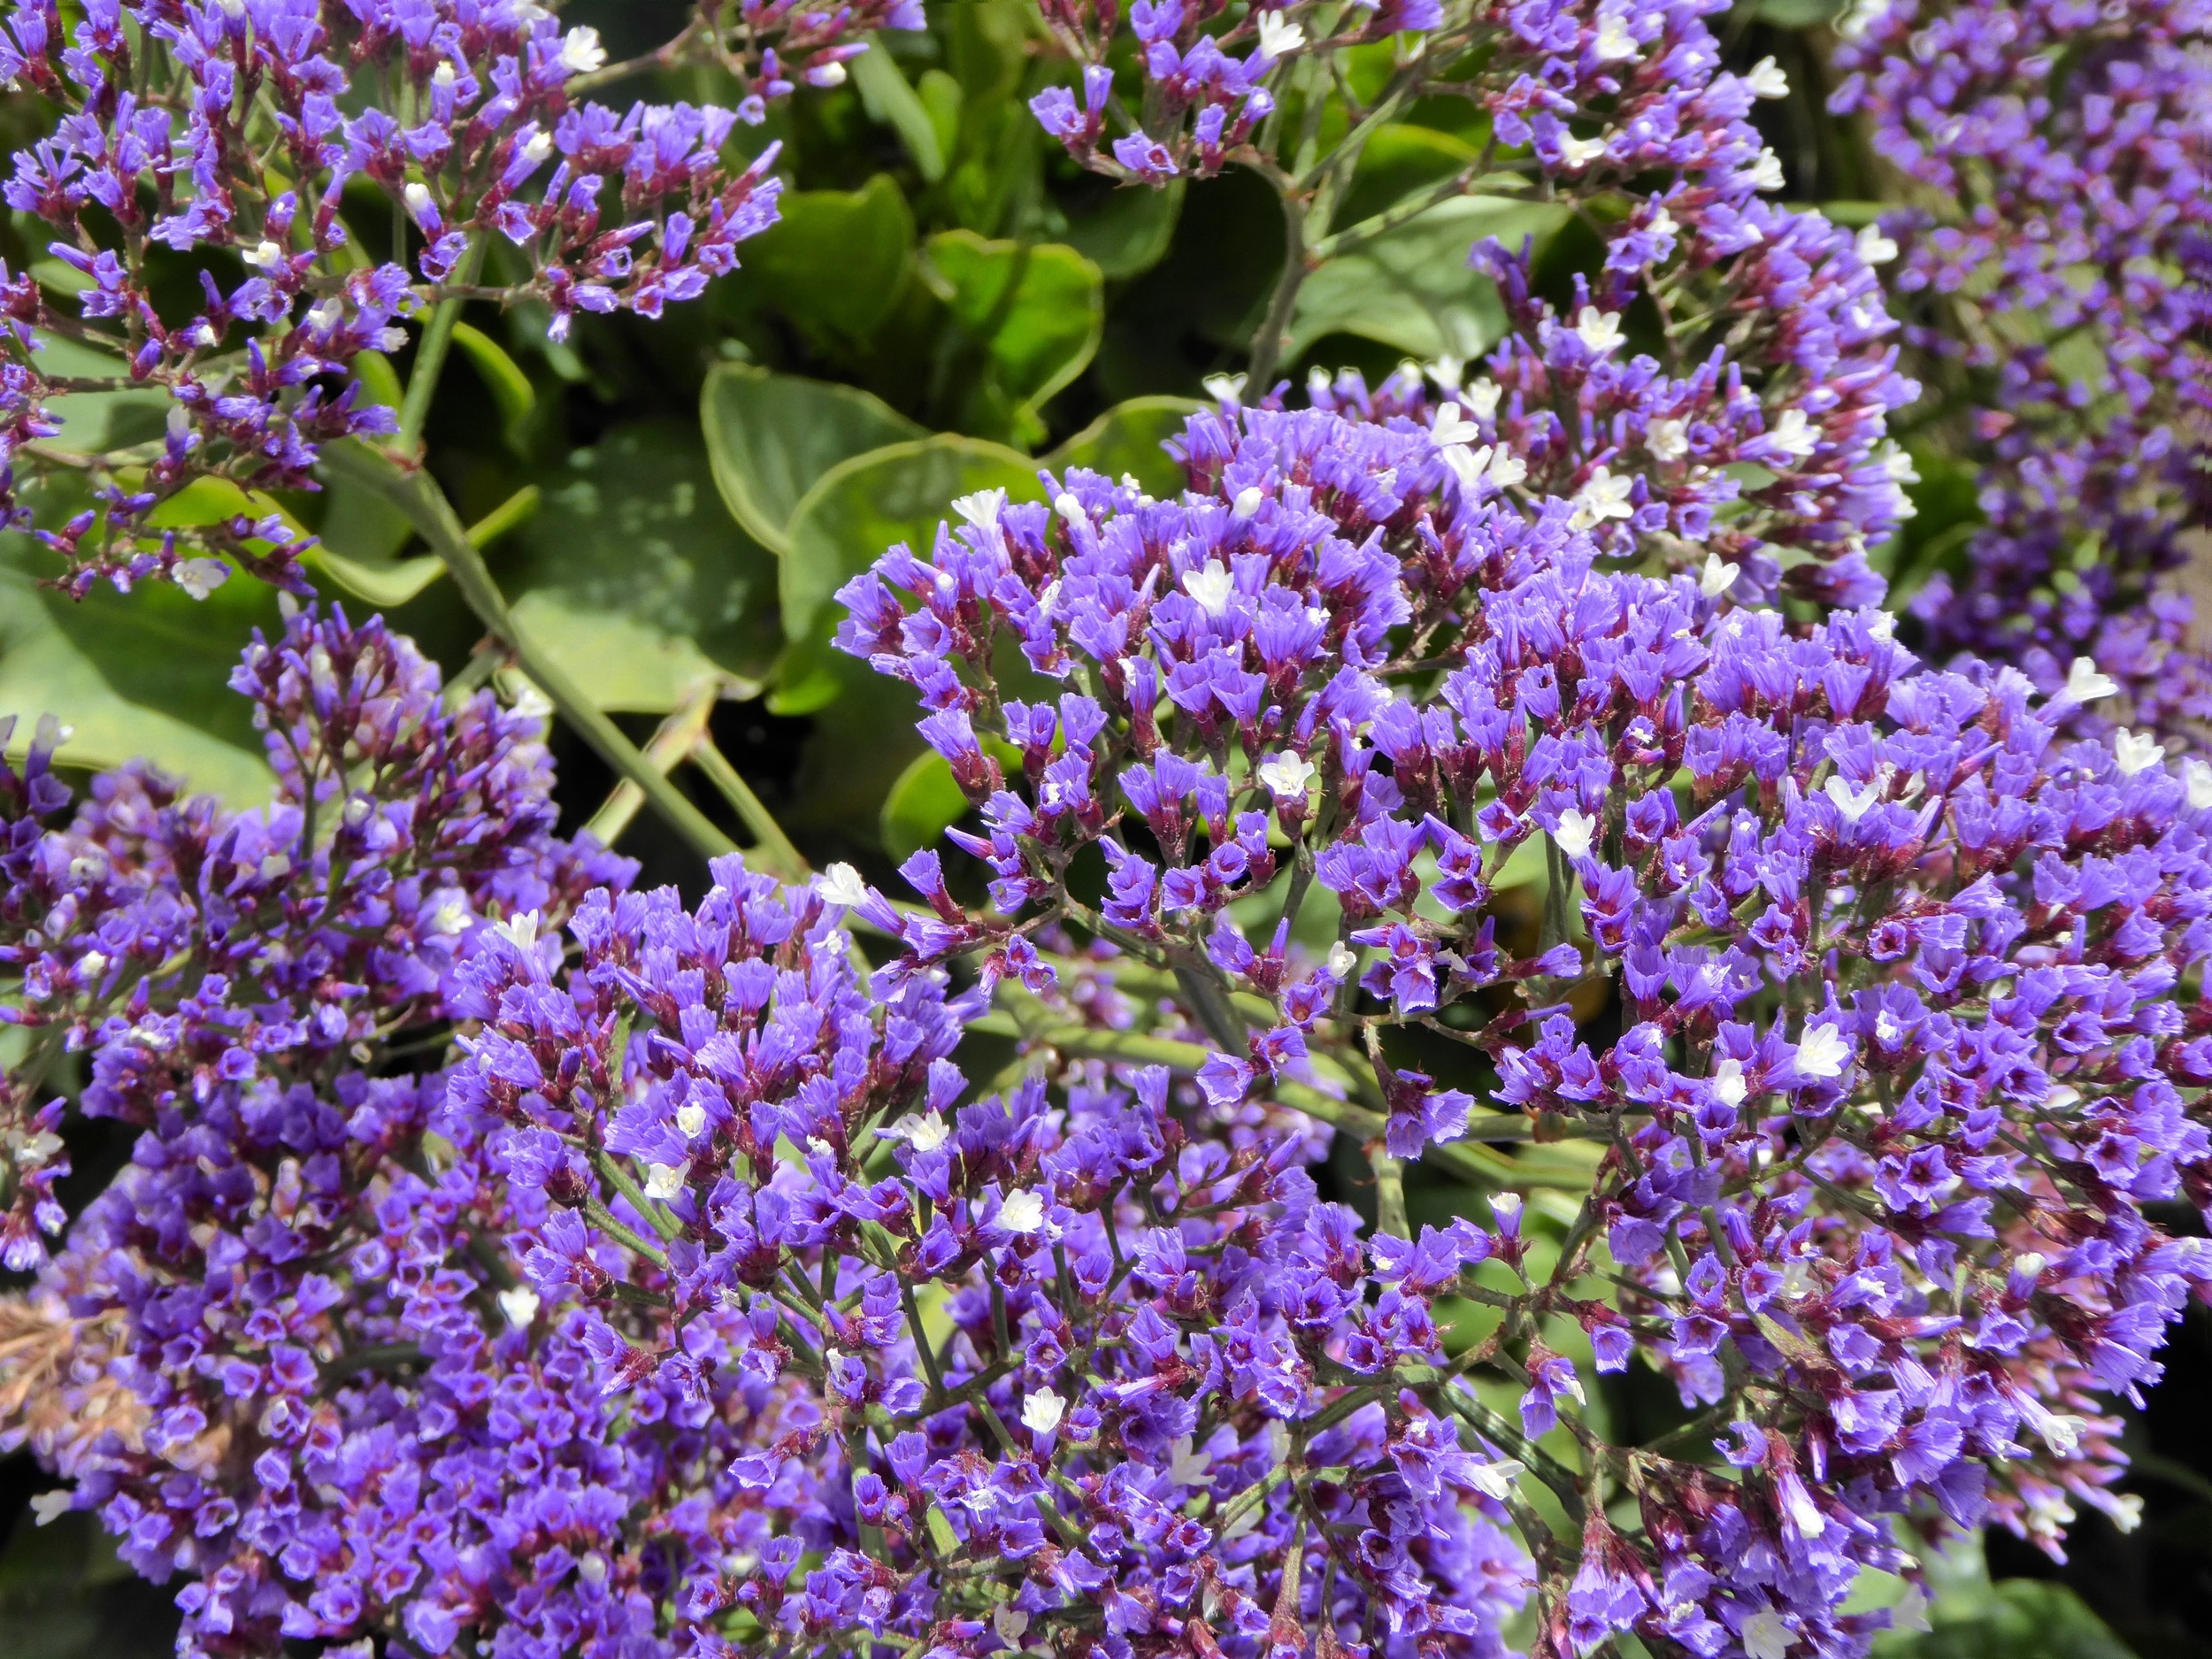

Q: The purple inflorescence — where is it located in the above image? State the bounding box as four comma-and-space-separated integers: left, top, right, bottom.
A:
0, 0, 918, 595
1832, 0, 2212, 741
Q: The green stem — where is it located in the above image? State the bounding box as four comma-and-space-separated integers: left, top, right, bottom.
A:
397, 238, 487, 451
319, 440, 739, 864
1369, 1141, 1408, 1239
1246, 186, 1310, 391
692, 736, 808, 880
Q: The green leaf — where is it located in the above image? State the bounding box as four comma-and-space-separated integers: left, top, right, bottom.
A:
924, 231, 1104, 419
701, 364, 924, 555
1756, 0, 1844, 24
881, 748, 972, 861
500, 419, 780, 713
741, 177, 917, 349
775, 435, 1042, 840
1336, 124, 1485, 231
1060, 179, 1185, 280
1878, 1580, 2135, 1659
0, 536, 276, 804
852, 43, 945, 182
1046, 396, 1202, 497
1287, 195, 1571, 365
449, 321, 535, 449
780, 432, 1041, 648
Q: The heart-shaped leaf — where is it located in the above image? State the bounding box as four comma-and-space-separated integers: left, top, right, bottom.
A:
741, 177, 917, 349
924, 232, 1103, 426
702, 365, 924, 555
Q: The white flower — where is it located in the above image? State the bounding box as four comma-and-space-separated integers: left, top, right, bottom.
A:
1882, 445, 1919, 484
1592, 12, 1638, 60
1202, 372, 1247, 403
998, 1188, 1046, 1234
1459, 1456, 1522, 1502
809, 59, 848, 87
1645, 204, 1678, 239
676, 1102, 708, 1140
1168, 1436, 1213, 1486
953, 488, 1006, 527
644, 1162, 687, 1201
1552, 807, 1596, 859
1256, 9, 1306, 57
1711, 1056, 1748, 1106
578, 1552, 609, 1586
993, 1607, 1032, 1647
2113, 727, 2165, 775
881, 1110, 951, 1153
432, 61, 457, 90
1856, 223, 1900, 265
1644, 418, 1690, 464
1823, 772, 1886, 822
1325, 941, 1356, 979
29, 1490, 73, 1526
2184, 757, 2212, 809
1573, 305, 1624, 355
2061, 655, 2119, 704
1020, 1388, 1067, 1434
1749, 147, 1786, 192
426, 888, 471, 935
1431, 402, 1484, 448
1699, 552, 1739, 597
559, 25, 607, 75
1257, 752, 1316, 800
174, 557, 229, 600
1442, 442, 1495, 493
1744, 55, 1790, 97
1891, 1587, 1932, 1635
1763, 406, 1818, 459
518, 129, 556, 170
817, 863, 873, 908
1054, 491, 1088, 525
1486, 446, 1529, 488
1183, 559, 1234, 616
1740, 1609, 1794, 1659
1569, 465, 1633, 530
1424, 354, 1464, 392
1558, 132, 1608, 169
243, 238, 285, 270
306, 298, 344, 333
403, 180, 435, 221
1461, 377, 1502, 421
1793, 1022, 1851, 1080
495, 910, 541, 949
1233, 485, 1264, 518
498, 1286, 541, 1328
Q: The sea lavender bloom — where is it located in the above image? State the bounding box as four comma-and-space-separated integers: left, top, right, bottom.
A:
1832, 0, 2212, 742
0, 0, 909, 595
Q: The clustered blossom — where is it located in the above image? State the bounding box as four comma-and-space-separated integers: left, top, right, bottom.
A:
1833, 0, 2212, 741
1029, 2, 1443, 181
0, 604, 637, 1655
833, 398, 2212, 1651
0, 0, 918, 595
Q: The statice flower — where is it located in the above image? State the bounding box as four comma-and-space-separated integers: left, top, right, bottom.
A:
1832, 0, 2212, 741
0, 0, 909, 595
833, 401, 2212, 1651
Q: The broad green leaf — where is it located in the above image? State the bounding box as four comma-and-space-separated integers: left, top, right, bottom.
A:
780, 433, 1040, 647
1757, 0, 1843, 23
0, 536, 276, 804
741, 177, 917, 348
881, 749, 971, 861
1047, 396, 1202, 497
852, 43, 945, 182
1287, 195, 1571, 365
776, 435, 1041, 839
1060, 179, 1185, 280
449, 321, 535, 449
501, 419, 780, 714
924, 231, 1104, 420
701, 364, 924, 554
1336, 125, 1485, 231
1876, 1580, 2134, 1659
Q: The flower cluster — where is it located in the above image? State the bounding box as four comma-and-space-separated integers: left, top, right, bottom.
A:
1029, 1, 1442, 181
0, 0, 918, 595
0, 603, 641, 1655
1832, 0, 2212, 739
831, 398, 2212, 1651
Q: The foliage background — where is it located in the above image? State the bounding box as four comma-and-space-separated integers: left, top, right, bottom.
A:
0, 0, 2206, 1653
